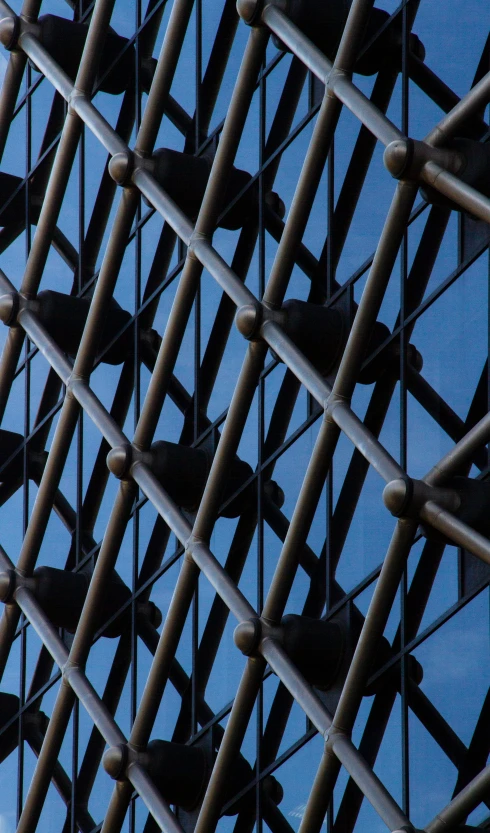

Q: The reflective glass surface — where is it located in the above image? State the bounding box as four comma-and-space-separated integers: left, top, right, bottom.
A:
0, 1, 488, 833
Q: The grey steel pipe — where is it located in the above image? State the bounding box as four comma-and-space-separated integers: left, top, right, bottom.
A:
261, 637, 410, 830
194, 658, 267, 833
261, 5, 403, 146
420, 501, 490, 565
132, 25, 268, 453
426, 761, 490, 833
331, 733, 409, 830
425, 408, 490, 487
0, 545, 186, 833
261, 414, 340, 623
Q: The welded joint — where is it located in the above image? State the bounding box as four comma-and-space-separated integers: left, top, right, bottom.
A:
325, 67, 350, 99
324, 392, 350, 423
66, 373, 91, 401
67, 87, 89, 117
184, 535, 207, 566
61, 658, 82, 687
236, 0, 287, 27
187, 230, 210, 262
323, 723, 350, 754
383, 138, 464, 183
382, 476, 460, 520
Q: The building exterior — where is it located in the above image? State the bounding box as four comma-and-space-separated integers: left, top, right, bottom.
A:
0, 0, 487, 832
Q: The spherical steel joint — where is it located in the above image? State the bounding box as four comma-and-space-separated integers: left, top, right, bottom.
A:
103, 743, 129, 781
0, 16, 19, 51
235, 303, 263, 340
106, 444, 133, 480
382, 477, 413, 517
383, 139, 414, 180
108, 151, 134, 187
236, 0, 264, 26
234, 617, 262, 656
0, 570, 16, 603
0, 292, 18, 326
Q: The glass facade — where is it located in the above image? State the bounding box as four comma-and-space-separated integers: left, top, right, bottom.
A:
0, 1, 488, 832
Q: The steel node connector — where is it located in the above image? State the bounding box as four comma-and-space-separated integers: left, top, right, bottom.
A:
106, 444, 134, 480
102, 744, 129, 781
236, 0, 264, 25
234, 617, 262, 655
0, 570, 16, 603
0, 293, 18, 326
383, 139, 414, 180
0, 16, 19, 50
108, 151, 134, 187
235, 303, 262, 340
382, 477, 413, 517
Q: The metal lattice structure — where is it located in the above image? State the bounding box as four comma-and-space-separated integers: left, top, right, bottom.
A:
0, 0, 488, 831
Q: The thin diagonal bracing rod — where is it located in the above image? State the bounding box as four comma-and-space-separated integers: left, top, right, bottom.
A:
426, 760, 490, 833
1, 0, 197, 825
0, 0, 120, 422
0, 6, 488, 832
95, 23, 271, 833
0, 546, 184, 833
0, 287, 415, 833
0, 0, 124, 677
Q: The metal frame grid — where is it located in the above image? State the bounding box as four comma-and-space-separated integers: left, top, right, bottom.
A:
0, 0, 488, 831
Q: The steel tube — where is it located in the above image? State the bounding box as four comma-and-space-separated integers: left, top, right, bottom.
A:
132, 26, 268, 453
421, 161, 490, 223
262, 414, 339, 623
425, 409, 490, 486
0, 548, 190, 833
100, 782, 134, 833
426, 67, 490, 145
261, 319, 329, 406
261, 637, 331, 735
332, 181, 418, 401
261, 5, 403, 146
16, 684, 77, 833
128, 554, 198, 747
420, 501, 490, 565
128, 761, 185, 833
194, 658, 266, 833
329, 399, 405, 483
262, 87, 342, 307
331, 734, 409, 830
296, 519, 418, 833
192, 342, 267, 542
191, 541, 257, 623
426, 762, 490, 833
0, 50, 28, 161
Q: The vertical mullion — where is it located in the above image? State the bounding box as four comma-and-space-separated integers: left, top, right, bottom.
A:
132, 2, 143, 831
400, 0, 410, 820
257, 43, 267, 833
192, 0, 203, 742
19, 54, 33, 825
